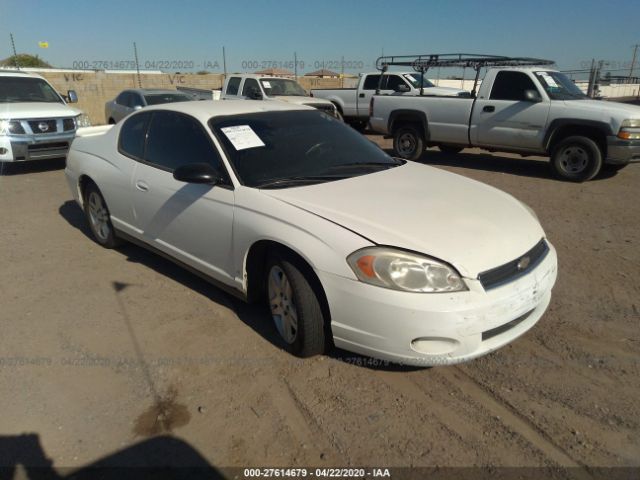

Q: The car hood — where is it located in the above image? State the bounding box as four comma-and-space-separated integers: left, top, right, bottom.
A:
263, 162, 545, 278
0, 102, 83, 119
565, 99, 640, 119
269, 95, 332, 106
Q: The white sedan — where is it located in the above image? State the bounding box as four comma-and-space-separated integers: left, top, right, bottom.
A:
65, 101, 557, 366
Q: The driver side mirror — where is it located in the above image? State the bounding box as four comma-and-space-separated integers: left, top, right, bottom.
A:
247, 88, 263, 100
67, 90, 78, 103
173, 163, 220, 184
132, 105, 143, 111
524, 89, 542, 102
394, 84, 411, 93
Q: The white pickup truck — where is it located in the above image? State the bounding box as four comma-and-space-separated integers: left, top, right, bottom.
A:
220, 74, 338, 118
310, 72, 467, 126
370, 67, 640, 181
0, 70, 90, 164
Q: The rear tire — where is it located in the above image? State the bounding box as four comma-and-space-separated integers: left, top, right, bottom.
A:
83, 183, 123, 248
266, 251, 327, 357
550, 135, 602, 182
393, 126, 425, 161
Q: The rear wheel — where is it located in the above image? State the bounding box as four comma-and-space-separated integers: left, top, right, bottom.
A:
266, 251, 327, 357
550, 135, 602, 182
83, 183, 123, 248
439, 145, 463, 154
393, 126, 425, 161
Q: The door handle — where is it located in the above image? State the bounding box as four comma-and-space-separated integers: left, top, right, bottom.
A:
135, 180, 149, 192
359, 93, 365, 98
483, 106, 495, 112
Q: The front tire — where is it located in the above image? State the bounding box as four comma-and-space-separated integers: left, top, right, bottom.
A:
83, 183, 122, 248
550, 136, 603, 182
266, 251, 327, 357
393, 126, 425, 161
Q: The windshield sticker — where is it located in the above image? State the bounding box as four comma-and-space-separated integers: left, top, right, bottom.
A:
220, 125, 265, 150
262, 81, 271, 88
538, 72, 558, 88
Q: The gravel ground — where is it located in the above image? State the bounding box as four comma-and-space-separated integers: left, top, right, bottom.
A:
0, 143, 638, 478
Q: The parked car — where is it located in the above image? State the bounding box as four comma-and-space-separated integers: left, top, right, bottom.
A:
220, 74, 339, 118
0, 70, 89, 164
105, 89, 193, 124
65, 101, 557, 367
370, 67, 640, 181
310, 72, 467, 127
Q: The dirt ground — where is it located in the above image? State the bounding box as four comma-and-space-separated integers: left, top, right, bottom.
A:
0, 141, 638, 478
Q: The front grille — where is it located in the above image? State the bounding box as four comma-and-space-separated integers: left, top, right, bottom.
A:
482, 309, 534, 341
28, 119, 58, 134
478, 238, 549, 290
62, 118, 76, 131
28, 142, 69, 151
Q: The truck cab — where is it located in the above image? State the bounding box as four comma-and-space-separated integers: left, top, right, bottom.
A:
221, 74, 338, 117
0, 70, 89, 164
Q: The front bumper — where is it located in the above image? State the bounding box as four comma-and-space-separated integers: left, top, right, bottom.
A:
606, 136, 640, 165
319, 242, 558, 367
0, 131, 76, 162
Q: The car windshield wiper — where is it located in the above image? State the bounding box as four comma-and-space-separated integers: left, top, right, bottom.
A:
325, 161, 402, 172
256, 175, 350, 189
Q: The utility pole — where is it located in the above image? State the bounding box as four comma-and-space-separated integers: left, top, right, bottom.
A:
9, 33, 19, 69
133, 42, 142, 88
222, 46, 227, 79
294, 51, 297, 80
630, 44, 639, 80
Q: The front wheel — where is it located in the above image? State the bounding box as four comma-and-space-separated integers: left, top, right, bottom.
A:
83, 183, 123, 248
550, 136, 603, 182
393, 126, 425, 161
266, 251, 327, 357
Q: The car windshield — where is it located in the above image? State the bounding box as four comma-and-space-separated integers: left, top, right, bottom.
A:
210, 110, 402, 188
0, 76, 63, 103
144, 93, 193, 105
260, 78, 307, 97
404, 73, 436, 88
534, 71, 587, 100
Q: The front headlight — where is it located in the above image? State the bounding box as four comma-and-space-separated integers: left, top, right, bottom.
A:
347, 247, 467, 293
618, 119, 640, 140
75, 113, 92, 128
0, 119, 25, 135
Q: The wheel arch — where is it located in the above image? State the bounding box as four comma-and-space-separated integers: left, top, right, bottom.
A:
545, 119, 612, 157
388, 109, 429, 140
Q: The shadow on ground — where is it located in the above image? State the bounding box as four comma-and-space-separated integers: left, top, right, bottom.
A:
0, 158, 66, 176
0, 433, 224, 479
382, 148, 620, 181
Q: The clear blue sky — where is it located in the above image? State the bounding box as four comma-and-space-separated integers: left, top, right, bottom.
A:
2, 0, 639, 75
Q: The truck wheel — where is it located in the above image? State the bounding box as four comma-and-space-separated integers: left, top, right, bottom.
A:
266, 250, 327, 358
550, 136, 602, 182
394, 126, 424, 161
439, 145, 463, 154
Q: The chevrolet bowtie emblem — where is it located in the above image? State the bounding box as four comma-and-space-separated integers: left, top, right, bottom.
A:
517, 256, 531, 271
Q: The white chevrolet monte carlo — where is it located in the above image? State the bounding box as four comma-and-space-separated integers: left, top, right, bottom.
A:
65, 100, 557, 366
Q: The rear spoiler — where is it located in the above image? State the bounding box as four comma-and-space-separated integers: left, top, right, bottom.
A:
75, 125, 113, 137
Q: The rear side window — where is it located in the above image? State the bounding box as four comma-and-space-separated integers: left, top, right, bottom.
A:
119, 112, 151, 159
226, 77, 241, 95
242, 78, 260, 97
490, 71, 539, 101
363, 75, 381, 90
116, 92, 130, 106
145, 111, 223, 172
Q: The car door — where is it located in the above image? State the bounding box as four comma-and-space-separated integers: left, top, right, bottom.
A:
131, 110, 236, 285
113, 92, 131, 122
356, 74, 383, 117
471, 70, 551, 150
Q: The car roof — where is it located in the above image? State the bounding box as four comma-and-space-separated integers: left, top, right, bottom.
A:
124, 89, 191, 95
0, 70, 45, 79
140, 99, 312, 123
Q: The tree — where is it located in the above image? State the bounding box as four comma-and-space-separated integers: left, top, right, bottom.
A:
0, 53, 53, 68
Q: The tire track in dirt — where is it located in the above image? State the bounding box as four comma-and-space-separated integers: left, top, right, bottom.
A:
440, 366, 584, 468
375, 368, 584, 470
